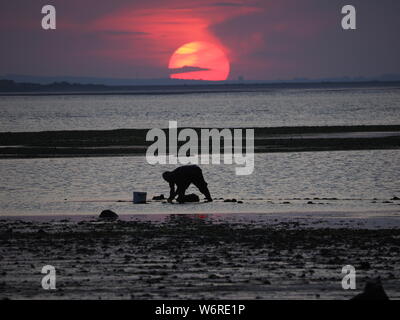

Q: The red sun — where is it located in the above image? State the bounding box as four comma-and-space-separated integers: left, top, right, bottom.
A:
168, 41, 230, 81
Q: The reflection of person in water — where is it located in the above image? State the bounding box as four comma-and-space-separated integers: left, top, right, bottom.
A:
162, 165, 213, 203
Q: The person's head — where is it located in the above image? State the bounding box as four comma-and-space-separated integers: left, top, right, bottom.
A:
162, 171, 173, 182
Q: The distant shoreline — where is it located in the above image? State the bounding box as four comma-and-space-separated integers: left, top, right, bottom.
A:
1, 125, 399, 159
1, 80, 400, 96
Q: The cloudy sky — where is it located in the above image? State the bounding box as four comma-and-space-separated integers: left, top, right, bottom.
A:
1, 0, 399, 80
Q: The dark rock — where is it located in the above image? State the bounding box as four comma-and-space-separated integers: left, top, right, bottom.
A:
320, 248, 330, 256
224, 198, 237, 203
237, 201, 243, 204
359, 261, 371, 270
307, 201, 314, 204
99, 210, 118, 220
152, 194, 165, 200
351, 278, 389, 300
183, 193, 200, 202
391, 196, 399, 200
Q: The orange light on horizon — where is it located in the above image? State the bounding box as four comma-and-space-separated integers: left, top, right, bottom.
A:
168, 41, 230, 81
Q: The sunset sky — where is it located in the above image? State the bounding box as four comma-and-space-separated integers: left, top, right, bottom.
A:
1, 0, 399, 81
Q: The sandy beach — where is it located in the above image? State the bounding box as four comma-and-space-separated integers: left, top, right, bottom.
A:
1, 213, 399, 300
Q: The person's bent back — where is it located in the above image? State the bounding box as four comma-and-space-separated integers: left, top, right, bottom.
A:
162, 165, 212, 203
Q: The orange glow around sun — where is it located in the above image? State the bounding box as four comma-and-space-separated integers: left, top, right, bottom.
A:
168, 41, 230, 81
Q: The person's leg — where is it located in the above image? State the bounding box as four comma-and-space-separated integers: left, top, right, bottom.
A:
192, 172, 212, 201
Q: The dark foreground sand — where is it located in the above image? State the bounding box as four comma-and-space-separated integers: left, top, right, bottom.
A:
0, 216, 399, 300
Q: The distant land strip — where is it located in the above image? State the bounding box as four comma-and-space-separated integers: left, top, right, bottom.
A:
1, 80, 400, 96
0, 125, 399, 159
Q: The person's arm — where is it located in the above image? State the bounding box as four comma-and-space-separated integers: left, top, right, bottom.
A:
168, 182, 176, 202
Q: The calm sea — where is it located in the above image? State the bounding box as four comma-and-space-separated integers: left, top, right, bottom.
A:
0, 151, 399, 217
0, 84, 399, 132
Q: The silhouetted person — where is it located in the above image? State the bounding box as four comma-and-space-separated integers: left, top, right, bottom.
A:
162, 165, 212, 203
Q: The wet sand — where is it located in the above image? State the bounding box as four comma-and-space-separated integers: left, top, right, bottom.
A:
0, 125, 399, 158
1, 215, 399, 300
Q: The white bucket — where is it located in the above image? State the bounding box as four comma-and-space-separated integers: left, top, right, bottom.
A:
133, 192, 147, 204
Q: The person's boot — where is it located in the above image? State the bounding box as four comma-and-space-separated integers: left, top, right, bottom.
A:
203, 190, 213, 202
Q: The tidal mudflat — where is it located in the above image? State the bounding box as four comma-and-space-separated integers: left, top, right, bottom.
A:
1, 215, 399, 300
